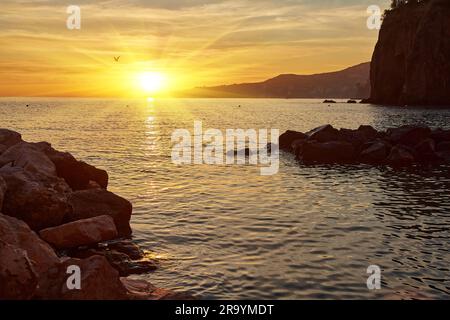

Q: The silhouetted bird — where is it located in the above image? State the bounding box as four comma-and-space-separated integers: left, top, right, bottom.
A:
114, 56, 121, 62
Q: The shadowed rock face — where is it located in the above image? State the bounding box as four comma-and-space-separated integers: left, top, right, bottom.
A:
369, 0, 450, 106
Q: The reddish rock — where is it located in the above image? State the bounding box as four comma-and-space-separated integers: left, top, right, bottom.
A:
35, 143, 108, 190
0, 142, 57, 178
301, 141, 356, 164
306, 125, 340, 143
39, 215, 118, 249
0, 213, 60, 275
36, 255, 128, 300
279, 130, 307, 151
387, 145, 416, 167
0, 241, 38, 300
0, 129, 22, 150
359, 141, 390, 164
67, 189, 132, 237
0, 166, 71, 230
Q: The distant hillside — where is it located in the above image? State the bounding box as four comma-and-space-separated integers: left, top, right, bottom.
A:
181, 62, 370, 99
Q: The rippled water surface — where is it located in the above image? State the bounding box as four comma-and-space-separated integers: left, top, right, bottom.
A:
1, 98, 450, 299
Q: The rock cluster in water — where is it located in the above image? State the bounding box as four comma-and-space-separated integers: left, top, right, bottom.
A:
0, 128, 190, 300
279, 124, 450, 166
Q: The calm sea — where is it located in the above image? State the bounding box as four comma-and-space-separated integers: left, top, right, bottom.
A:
1, 98, 450, 299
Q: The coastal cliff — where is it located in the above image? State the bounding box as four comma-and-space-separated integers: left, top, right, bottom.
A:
369, 0, 450, 106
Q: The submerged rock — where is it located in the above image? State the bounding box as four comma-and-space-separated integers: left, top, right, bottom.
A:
39, 215, 118, 249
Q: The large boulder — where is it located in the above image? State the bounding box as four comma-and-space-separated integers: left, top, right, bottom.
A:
279, 130, 307, 151
0, 142, 57, 178
300, 141, 356, 164
0, 213, 60, 275
306, 125, 340, 143
387, 125, 431, 147
35, 255, 128, 300
386, 145, 416, 167
359, 141, 390, 164
39, 215, 118, 249
67, 189, 132, 237
0, 166, 72, 230
0, 241, 38, 300
0, 129, 22, 152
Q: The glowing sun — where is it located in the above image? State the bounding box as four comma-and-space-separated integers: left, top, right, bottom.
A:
138, 72, 166, 93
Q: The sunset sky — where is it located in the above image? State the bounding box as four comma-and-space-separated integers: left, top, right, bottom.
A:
0, 0, 389, 97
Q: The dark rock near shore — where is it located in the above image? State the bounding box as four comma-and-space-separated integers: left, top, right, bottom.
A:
281, 124, 450, 167
279, 130, 307, 151
67, 189, 132, 237
323, 100, 336, 104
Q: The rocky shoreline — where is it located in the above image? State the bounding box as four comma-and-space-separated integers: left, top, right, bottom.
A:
0, 128, 191, 300
279, 124, 450, 167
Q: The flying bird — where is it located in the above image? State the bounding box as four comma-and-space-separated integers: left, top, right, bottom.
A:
114, 56, 120, 62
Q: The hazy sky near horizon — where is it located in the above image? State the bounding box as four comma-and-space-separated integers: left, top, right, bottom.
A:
0, 0, 390, 97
